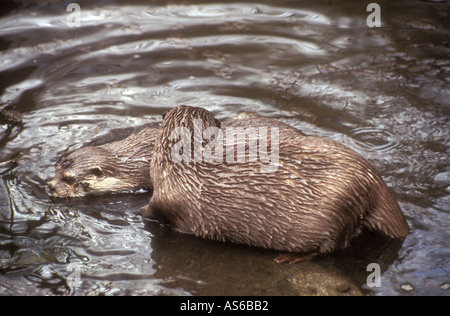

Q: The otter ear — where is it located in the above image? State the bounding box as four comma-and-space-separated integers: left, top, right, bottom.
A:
214, 118, 221, 128
162, 110, 169, 120
90, 167, 105, 177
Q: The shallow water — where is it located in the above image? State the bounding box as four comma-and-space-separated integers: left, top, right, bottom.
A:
0, 0, 449, 296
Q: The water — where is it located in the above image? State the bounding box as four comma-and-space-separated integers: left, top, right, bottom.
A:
0, 0, 449, 296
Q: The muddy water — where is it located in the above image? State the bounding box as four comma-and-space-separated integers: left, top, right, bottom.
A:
0, 0, 449, 296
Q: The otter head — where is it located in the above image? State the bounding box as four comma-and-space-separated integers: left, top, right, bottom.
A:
48, 146, 126, 198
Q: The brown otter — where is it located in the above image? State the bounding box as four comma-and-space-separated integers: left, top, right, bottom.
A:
49, 126, 157, 197
142, 105, 409, 259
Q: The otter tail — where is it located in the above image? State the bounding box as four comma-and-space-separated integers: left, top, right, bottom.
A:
364, 184, 409, 239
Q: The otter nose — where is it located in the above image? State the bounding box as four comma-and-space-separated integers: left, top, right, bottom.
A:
48, 180, 57, 195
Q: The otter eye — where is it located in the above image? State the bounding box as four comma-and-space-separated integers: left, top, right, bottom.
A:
90, 167, 104, 177
63, 176, 76, 185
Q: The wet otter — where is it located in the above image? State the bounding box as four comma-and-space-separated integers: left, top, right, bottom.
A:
142, 105, 409, 258
49, 126, 157, 197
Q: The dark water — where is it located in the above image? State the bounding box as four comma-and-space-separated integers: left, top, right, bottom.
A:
0, 0, 449, 296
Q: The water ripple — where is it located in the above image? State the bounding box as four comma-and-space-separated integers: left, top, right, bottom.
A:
349, 127, 400, 153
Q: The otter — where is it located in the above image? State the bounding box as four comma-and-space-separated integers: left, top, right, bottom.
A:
49, 126, 157, 197
141, 105, 409, 260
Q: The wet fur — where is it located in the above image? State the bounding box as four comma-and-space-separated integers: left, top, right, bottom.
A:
144, 105, 409, 254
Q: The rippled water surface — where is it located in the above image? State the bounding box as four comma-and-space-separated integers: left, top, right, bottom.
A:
0, 0, 449, 296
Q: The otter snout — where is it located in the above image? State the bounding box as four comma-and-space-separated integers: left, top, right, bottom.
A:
48, 179, 60, 196
48, 179, 73, 197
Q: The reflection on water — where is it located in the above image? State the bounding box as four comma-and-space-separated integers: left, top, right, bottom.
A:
0, 0, 449, 295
